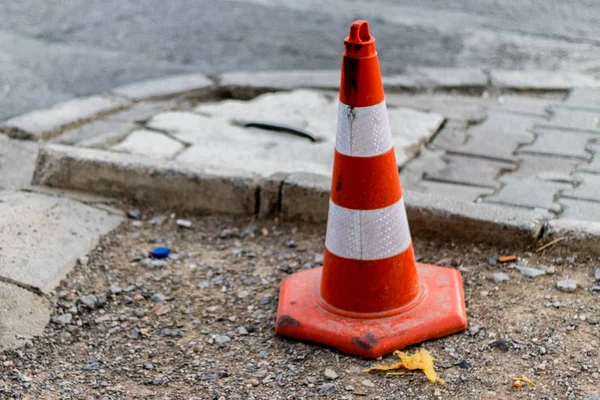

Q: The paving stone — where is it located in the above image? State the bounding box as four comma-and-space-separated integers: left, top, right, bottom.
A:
468, 113, 539, 138
490, 70, 600, 90
424, 154, 515, 188
539, 107, 600, 133
111, 130, 185, 160
0, 95, 130, 140
399, 178, 492, 203
112, 73, 215, 101
0, 135, 38, 190
577, 153, 600, 174
565, 88, 600, 110
0, 281, 51, 351
0, 191, 122, 294
562, 173, 600, 202
483, 176, 570, 213
386, 94, 489, 124
558, 198, 600, 222
428, 119, 469, 150
194, 89, 443, 168
511, 154, 579, 180
106, 101, 173, 124
33, 145, 259, 215
493, 95, 552, 118
448, 130, 533, 163
52, 119, 133, 146
409, 67, 488, 88
219, 70, 340, 98
519, 127, 594, 160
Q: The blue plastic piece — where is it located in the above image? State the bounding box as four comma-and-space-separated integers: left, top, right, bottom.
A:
151, 247, 170, 259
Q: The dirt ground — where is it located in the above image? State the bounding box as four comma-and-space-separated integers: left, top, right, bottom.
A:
1, 211, 599, 400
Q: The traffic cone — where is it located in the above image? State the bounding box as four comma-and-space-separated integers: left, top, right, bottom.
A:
275, 20, 467, 358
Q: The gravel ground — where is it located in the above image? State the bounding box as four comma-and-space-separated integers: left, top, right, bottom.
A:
1, 211, 599, 399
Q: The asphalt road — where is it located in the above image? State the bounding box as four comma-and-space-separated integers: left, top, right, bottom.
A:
1, 0, 600, 120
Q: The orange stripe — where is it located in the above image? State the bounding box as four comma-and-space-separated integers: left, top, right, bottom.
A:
320, 246, 420, 314
330, 148, 401, 210
339, 54, 385, 107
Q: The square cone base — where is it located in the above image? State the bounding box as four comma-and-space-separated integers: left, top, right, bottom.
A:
275, 263, 467, 358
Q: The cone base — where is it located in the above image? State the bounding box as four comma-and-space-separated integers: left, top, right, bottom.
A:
275, 263, 467, 358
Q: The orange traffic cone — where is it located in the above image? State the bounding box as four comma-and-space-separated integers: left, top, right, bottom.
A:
275, 20, 467, 358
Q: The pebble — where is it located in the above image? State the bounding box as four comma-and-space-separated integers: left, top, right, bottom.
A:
78, 295, 98, 309
362, 379, 375, 388
237, 327, 249, 335
152, 305, 171, 316
587, 317, 598, 325
78, 256, 89, 266
176, 219, 193, 228
259, 350, 269, 358
468, 326, 482, 336
145, 363, 154, 370
490, 272, 509, 283
214, 335, 231, 348
517, 266, 546, 278
52, 313, 73, 326
130, 327, 141, 340
324, 368, 338, 380
151, 293, 166, 303
109, 286, 122, 295
345, 385, 355, 391
487, 257, 497, 265
142, 258, 169, 270
219, 229, 234, 239
595, 269, 600, 282
557, 279, 577, 293
239, 225, 257, 238
285, 239, 297, 248
318, 383, 336, 395
127, 209, 141, 220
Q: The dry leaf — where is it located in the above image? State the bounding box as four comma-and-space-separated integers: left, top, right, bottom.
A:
365, 349, 445, 384
512, 375, 535, 387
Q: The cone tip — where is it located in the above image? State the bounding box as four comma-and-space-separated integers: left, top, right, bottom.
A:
344, 20, 376, 57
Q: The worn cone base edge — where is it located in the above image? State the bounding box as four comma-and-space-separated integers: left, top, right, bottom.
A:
275, 264, 467, 358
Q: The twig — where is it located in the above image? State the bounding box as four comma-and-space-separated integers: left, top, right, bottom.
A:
536, 237, 565, 252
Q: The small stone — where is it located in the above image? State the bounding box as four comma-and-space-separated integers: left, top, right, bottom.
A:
127, 209, 141, 220
219, 229, 234, 239
83, 360, 101, 371
595, 269, 600, 282
152, 305, 171, 316
487, 257, 497, 265
145, 363, 154, 370
237, 327, 249, 335
239, 225, 257, 238
79, 295, 98, 309
142, 258, 169, 269
587, 317, 598, 325
95, 293, 107, 307
52, 313, 73, 326
285, 239, 297, 248
345, 385, 355, 391
176, 219, 193, 228
490, 272, 509, 283
362, 379, 375, 388
456, 360, 472, 370
517, 266, 546, 278
557, 279, 577, 293
318, 383, 336, 395
489, 338, 512, 351
109, 286, 122, 295
592, 373, 599, 380
78, 255, 89, 266
214, 335, 231, 348
259, 350, 268, 358
587, 395, 600, 400
468, 326, 482, 336
151, 215, 167, 225
324, 368, 338, 380
130, 327, 141, 339
546, 266, 556, 275
151, 293, 166, 303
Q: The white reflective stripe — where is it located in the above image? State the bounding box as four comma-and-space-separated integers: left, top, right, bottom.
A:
335, 100, 393, 157
325, 198, 412, 260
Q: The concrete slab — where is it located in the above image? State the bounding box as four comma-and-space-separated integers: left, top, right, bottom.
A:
540, 107, 600, 132
410, 67, 488, 88
448, 130, 533, 162
483, 177, 570, 213
493, 95, 552, 118
425, 154, 515, 188
111, 129, 185, 160
490, 70, 600, 90
112, 73, 215, 101
559, 198, 600, 221
385, 93, 489, 124
0, 281, 51, 351
428, 119, 469, 150
0, 135, 38, 190
0, 191, 123, 294
511, 154, 579, 180
519, 127, 594, 160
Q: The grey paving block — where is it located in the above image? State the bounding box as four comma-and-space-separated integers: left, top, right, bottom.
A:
385, 93, 489, 124
111, 129, 185, 160
0, 191, 122, 294
565, 88, 600, 110
281, 173, 331, 223
539, 107, 600, 133
219, 70, 340, 99
448, 130, 533, 163
0, 135, 38, 190
519, 127, 594, 160
424, 154, 515, 188
468, 112, 538, 138
577, 153, 600, 173
511, 154, 579, 180
493, 95, 552, 118
409, 67, 488, 88
562, 173, 600, 202
33, 145, 260, 215
428, 119, 469, 150
558, 198, 600, 222
52, 119, 133, 146
106, 101, 173, 124
399, 178, 493, 203
112, 73, 215, 101
483, 176, 571, 213
490, 70, 600, 90
0, 281, 50, 351
1, 95, 131, 140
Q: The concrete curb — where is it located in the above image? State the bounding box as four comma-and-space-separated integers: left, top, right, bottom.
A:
32, 145, 548, 248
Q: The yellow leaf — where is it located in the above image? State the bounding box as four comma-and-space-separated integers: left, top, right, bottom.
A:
364, 349, 445, 384
512, 375, 535, 387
